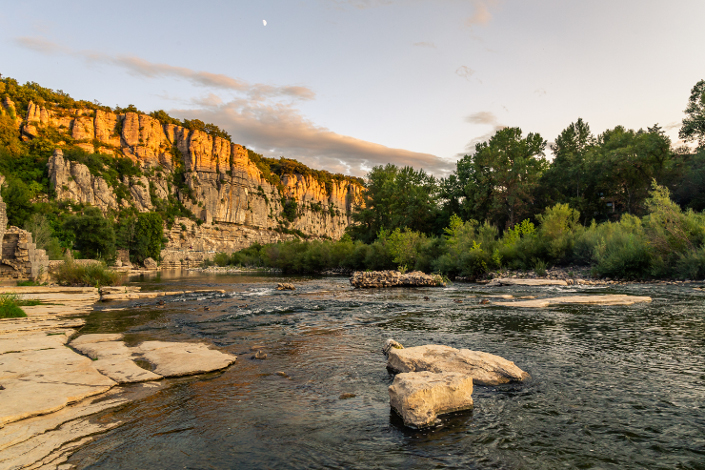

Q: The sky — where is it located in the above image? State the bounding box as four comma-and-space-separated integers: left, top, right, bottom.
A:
1, 0, 704, 177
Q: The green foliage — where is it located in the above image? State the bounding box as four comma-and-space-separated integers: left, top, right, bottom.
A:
63, 207, 116, 261
348, 164, 441, 243
1, 177, 36, 227
52, 257, 123, 287
679, 79, 705, 149
443, 127, 548, 229
0, 293, 26, 318
281, 197, 298, 222
24, 213, 63, 259
387, 228, 427, 269
132, 212, 165, 263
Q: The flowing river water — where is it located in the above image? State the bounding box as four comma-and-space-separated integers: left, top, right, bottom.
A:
66, 272, 705, 469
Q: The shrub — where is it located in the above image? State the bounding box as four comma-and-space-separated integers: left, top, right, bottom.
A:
52, 258, 123, 287
0, 294, 27, 318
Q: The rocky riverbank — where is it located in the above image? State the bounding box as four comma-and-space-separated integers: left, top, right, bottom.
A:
0, 285, 237, 469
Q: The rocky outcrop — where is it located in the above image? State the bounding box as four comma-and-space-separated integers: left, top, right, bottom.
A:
13, 99, 362, 242
350, 271, 446, 288
387, 344, 530, 386
389, 371, 474, 428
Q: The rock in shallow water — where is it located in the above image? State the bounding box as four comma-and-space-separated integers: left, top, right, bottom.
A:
387, 344, 530, 386
389, 371, 474, 428
350, 271, 445, 288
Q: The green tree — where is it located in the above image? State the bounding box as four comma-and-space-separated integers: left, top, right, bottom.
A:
2, 177, 35, 227
445, 127, 548, 228
63, 207, 116, 260
679, 79, 705, 148
348, 164, 440, 243
132, 212, 165, 263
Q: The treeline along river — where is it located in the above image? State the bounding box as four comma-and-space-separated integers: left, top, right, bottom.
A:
67, 272, 705, 469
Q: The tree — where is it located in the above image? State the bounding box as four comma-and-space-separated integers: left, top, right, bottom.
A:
589, 126, 673, 217
132, 212, 165, 263
63, 207, 116, 260
348, 164, 440, 243
679, 79, 705, 149
539, 119, 596, 216
445, 127, 548, 229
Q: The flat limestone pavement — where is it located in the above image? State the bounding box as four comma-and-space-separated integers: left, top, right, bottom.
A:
136, 341, 237, 377
387, 344, 530, 386
492, 294, 652, 308
389, 371, 474, 428
0, 344, 117, 427
70, 334, 238, 382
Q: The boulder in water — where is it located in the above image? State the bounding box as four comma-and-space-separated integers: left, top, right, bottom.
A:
277, 283, 295, 291
389, 371, 474, 428
387, 344, 530, 386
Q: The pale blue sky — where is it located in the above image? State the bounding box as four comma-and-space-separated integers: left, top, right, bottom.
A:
1, 0, 703, 176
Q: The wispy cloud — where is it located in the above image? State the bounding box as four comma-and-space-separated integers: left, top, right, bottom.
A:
465, 1, 495, 27
413, 41, 437, 49
455, 66, 476, 81
177, 97, 454, 176
462, 110, 507, 153
15, 35, 451, 176
14, 36, 315, 101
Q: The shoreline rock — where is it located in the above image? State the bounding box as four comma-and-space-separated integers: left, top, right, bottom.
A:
350, 271, 446, 288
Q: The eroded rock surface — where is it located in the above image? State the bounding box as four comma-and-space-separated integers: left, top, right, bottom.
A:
387, 345, 530, 386
0, 347, 116, 426
350, 271, 446, 288
389, 371, 474, 428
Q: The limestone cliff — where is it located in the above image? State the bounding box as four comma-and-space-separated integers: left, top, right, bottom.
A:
13, 99, 363, 251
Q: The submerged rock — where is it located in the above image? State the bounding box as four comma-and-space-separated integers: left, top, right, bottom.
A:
387, 345, 530, 386
389, 371, 474, 428
492, 295, 652, 308
486, 278, 568, 287
350, 271, 446, 288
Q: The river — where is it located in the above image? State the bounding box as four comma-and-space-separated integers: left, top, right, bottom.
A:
67, 272, 705, 469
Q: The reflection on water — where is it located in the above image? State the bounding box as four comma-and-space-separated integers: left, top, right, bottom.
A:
70, 273, 705, 469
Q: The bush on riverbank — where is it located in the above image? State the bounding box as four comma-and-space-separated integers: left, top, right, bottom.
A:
0, 294, 28, 318
208, 184, 705, 280
52, 258, 124, 287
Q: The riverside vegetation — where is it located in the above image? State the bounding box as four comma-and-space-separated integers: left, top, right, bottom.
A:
2, 76, 705, 280
207, 80, 705, 281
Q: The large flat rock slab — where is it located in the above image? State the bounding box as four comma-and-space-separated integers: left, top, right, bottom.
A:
493, 295, 652, 308
70, 334, 236, 382
0, 318, 85, 335
0, 382, 163, 470
486, 278, 568, 287
389, 371, 474, 428
387, 345, 530, 386
0, 347, 116, 426
136, 341, 237, 377
71, 336, 162, 384
0, 330, 75, 355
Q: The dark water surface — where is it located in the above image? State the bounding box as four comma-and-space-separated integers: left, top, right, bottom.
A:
69, 272, 705, 469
